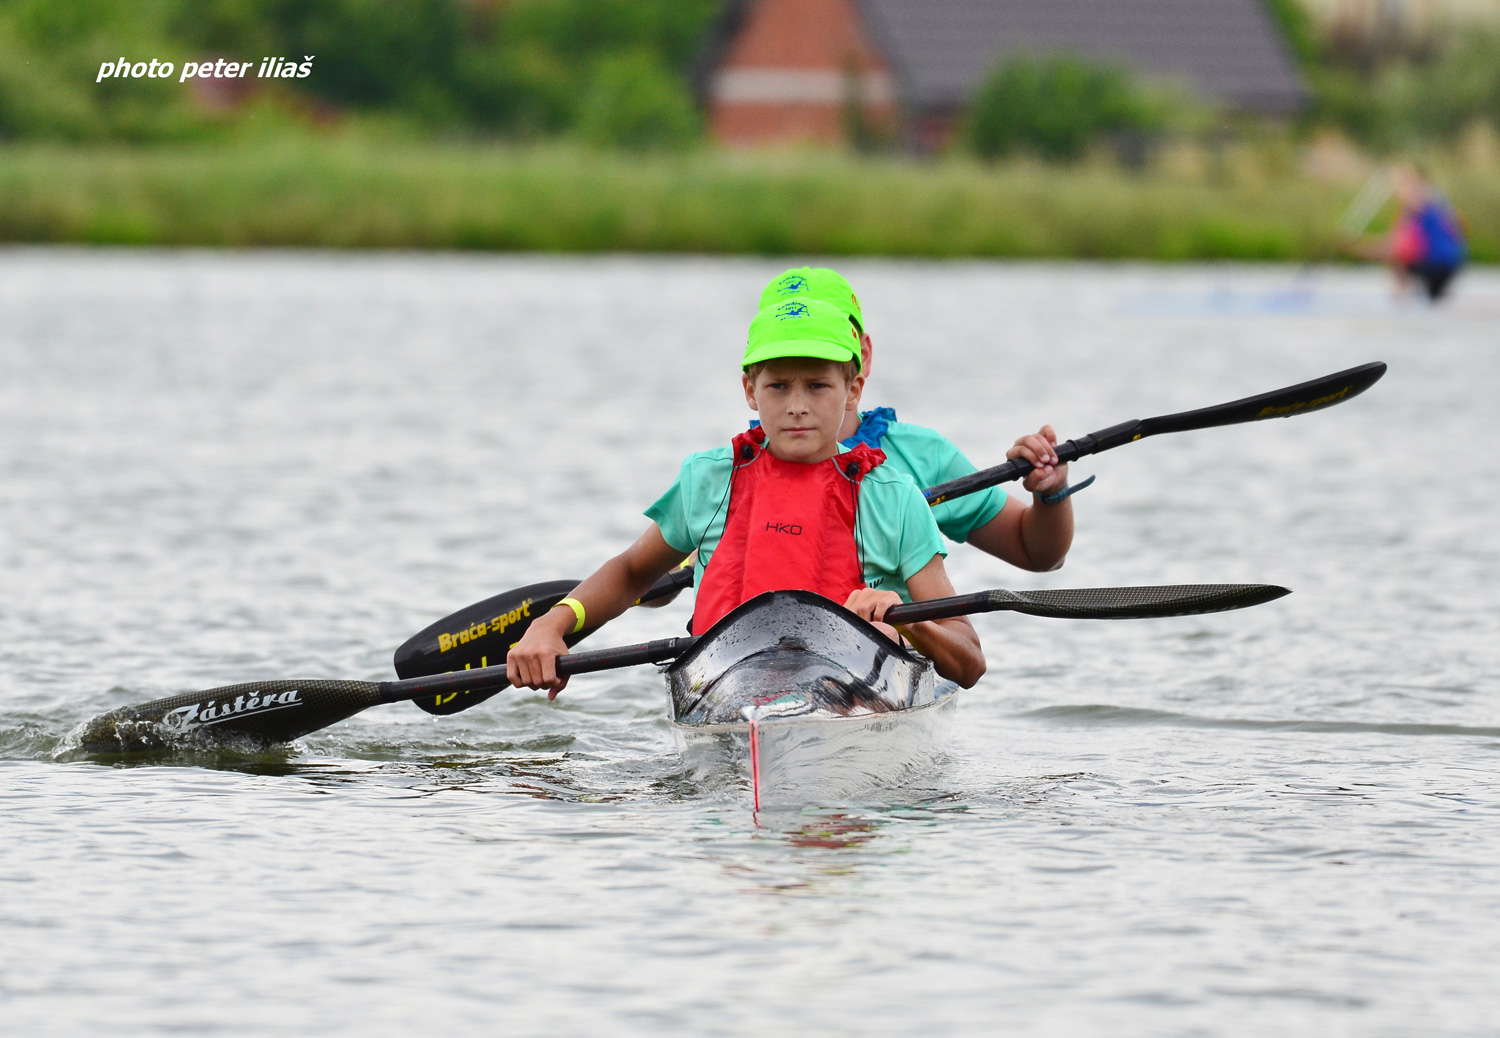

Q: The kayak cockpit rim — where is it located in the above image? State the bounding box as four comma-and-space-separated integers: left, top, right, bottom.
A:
664, 590, 938, 726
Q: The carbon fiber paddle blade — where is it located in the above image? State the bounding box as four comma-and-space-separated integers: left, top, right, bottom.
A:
75, 678, 384, 754
1144, 362, 1386, 435
1004, 583, 1289, 620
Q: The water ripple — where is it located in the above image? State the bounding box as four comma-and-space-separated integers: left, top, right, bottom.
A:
3, 253, 1500, 1035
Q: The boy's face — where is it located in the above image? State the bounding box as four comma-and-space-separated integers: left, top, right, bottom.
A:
743, 358, 864, 463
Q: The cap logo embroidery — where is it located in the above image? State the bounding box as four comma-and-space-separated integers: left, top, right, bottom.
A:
775, 300, 809, 320
776, 275, 808, 295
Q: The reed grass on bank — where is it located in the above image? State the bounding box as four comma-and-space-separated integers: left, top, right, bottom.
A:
0, 140, 1494, 261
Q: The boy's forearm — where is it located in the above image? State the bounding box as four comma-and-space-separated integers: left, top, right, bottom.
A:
528, 524, 686, 638
894, 555, 984, 686
1019, 496, 1073, 572
510, 525, 684, 695
548, 554, 664, 633
965, 495, 1073, 573
900, 617, 986, 689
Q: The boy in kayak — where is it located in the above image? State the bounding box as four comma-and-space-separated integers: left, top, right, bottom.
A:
759, 267, 1075, 572
509, 297, 995, 696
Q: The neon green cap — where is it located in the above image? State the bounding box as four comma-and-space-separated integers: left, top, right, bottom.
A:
744, 297, 862, 371
759, 267, 864, 331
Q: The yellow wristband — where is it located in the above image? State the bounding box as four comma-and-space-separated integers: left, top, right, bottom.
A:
556, 597, 586, 634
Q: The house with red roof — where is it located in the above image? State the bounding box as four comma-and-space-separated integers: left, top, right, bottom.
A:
697, 0, 1308, 150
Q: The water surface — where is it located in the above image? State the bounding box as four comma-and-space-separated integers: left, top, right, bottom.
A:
3, 250, 1499, 1034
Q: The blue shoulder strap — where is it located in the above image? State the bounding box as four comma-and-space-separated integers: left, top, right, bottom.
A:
842, 407, 897, 449
750, 406, 898, 448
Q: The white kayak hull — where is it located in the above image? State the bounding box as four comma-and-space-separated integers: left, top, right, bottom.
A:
672, 687, 958, 807
663, 590, 960, 808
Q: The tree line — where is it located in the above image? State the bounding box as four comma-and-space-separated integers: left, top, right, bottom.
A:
1, 0, 1496, 155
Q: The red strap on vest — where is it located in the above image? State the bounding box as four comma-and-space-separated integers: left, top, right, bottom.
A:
692, 428, 885, 633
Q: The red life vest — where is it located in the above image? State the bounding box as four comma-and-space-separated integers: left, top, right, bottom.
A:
691, 427, 886, 633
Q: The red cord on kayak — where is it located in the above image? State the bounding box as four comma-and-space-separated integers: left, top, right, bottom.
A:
749, 718, 762, 813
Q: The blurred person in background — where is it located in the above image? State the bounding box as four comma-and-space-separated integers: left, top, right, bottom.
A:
1351, 165, 1468, 302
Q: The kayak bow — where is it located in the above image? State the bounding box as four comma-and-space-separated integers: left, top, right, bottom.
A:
667, 590, 957, 807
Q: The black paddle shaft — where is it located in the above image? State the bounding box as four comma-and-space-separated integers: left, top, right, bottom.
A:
390, 582, 1289, 703
387, 583, 1290, 702
380, 635, 697, 703
393, 568, 695, 715
77, 583, 1290, 753
924, 361, 1387, 505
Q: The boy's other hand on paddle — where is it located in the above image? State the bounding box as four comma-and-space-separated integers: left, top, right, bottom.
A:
844, 586, 905, 643
1007, 425, 1069, 496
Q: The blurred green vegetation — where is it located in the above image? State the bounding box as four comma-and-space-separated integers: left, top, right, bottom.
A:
963, 56, 1205, 162
0, 0, 201, 140
1307, 27, 1500, 151
0, 1, 1495, 260
1265, 1, 1500, 152
2, 0, 1497, 155
0, 0, 717, 143
963, 10, 1500, 163
573, 50, 699, 150
1, 137, 1494, 260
